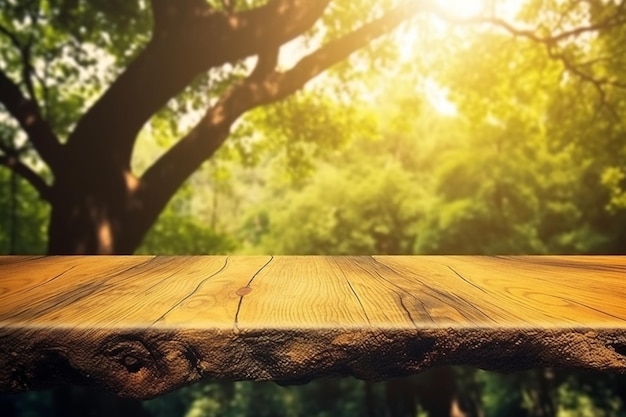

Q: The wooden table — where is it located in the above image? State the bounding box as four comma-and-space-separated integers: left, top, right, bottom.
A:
1, 255, 626, 399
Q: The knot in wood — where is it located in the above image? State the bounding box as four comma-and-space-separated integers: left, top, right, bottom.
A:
121, 355, 143, 373
236, 287, 252, 296
102, 336, 154, 374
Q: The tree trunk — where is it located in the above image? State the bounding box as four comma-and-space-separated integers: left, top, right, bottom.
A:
46, 157, 148, 255
48, 201, 137, 255
385, 377, 417, 417
48, 197, 137, 255
416, 368, 464, 417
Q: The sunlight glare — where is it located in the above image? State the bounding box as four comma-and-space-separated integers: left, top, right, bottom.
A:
434, 0, 485, 18
423, 78, 457, 116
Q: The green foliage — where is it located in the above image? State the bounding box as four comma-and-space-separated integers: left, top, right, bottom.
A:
602, 166, 626, 212
136, 211, 236, 255
230, 90, 379, 181
136, 185, 236, 255
0, 0, 151, 142
145, 378, 370, 417
0, 170, 49, 254
248, 159, 423, 255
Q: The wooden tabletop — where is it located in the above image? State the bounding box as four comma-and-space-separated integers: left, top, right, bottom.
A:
1, 255, 626, 399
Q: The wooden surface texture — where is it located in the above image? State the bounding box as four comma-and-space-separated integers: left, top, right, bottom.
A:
1, 255, 626, 398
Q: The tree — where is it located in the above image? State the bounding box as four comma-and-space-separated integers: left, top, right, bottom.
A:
2, 0, 626, 255
0, 0, 439, 254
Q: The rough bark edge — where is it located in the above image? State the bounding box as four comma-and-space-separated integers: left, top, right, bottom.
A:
1, 326, 625, 399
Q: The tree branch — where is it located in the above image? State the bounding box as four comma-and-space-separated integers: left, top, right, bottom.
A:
546, 46, 624, 120
548, 47, 626, 89
250, 47, 280, 81
0, 153, 52, 201
0, 20, 41, 103
434, 4, 626, 113
0, 23, 22, 51
0, 68, 63, 173
67, 0, 331, 169
253, 0, 435, 102
135, 0, 434, 238
430, 2, 626, 45
498, 10, 626, 115
20, 44, 37, 104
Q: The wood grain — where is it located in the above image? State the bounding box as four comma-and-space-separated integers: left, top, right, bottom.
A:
1, 255, 625, 398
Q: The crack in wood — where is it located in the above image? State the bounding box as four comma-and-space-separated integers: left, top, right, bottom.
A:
398, 295, 422, 327
430, 285, 497, 324
0, 257, 156, 311
374, 258, 499, 323
360, 258, 496, 324
0, 280, 114, 324
234, 256, 273, 329
568, 299, 626, 323
448, 265, 488, 294
140, 258, 206, 294
151, 257, 230, 325
335, 258, 371, 325
28, 258, 159, 313
20, 265, 76, 296
368, 256, 402, 274
355, 258, 443, 323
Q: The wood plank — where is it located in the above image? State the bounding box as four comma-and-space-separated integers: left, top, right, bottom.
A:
236, 257, 370, 328
0, 255, 626, 399
0, 256, 155, 324
374, 256, 626, 326
440, 256, 626, 325
0, 256, 142, 303
16, 256, 229, 328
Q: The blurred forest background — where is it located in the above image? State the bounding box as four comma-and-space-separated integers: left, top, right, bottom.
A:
2, 0, 626, 415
